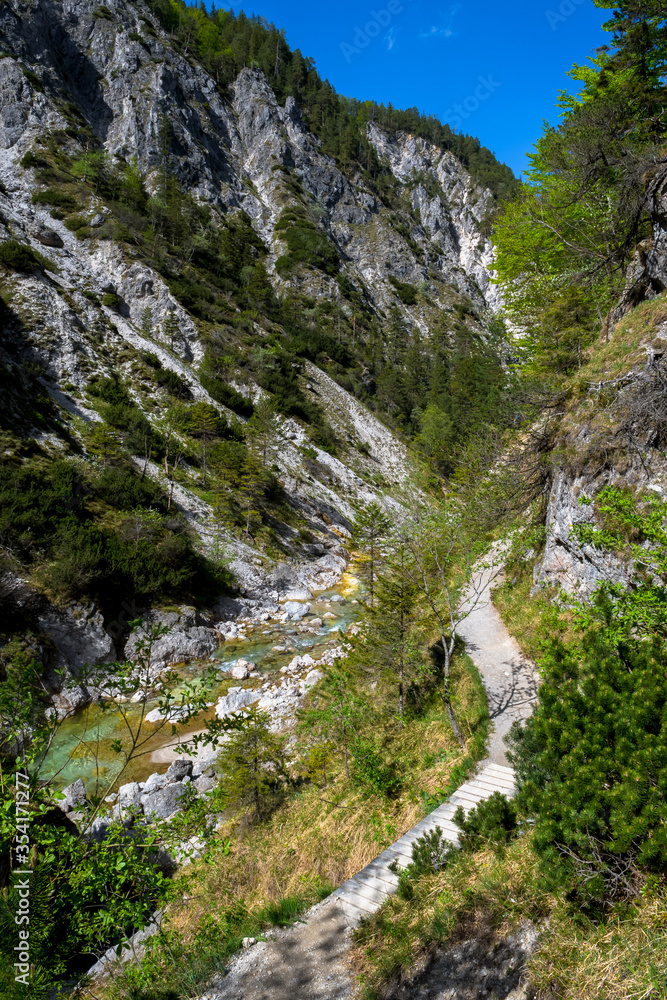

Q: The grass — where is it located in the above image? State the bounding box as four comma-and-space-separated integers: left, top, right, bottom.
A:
105, 654, 489, 999
491, 562, 546, 662
349, 830, 667, 1000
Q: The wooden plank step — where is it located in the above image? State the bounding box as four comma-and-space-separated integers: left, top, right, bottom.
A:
338, 888, 378, 914
449, 790, 484, 808
346, 873, 397, 896
455, 781, 487, 796
340, 881, 390, 906
482, 763, 516, 778
471, 777, 516, 795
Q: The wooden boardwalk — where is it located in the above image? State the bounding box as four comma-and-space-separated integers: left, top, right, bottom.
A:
329, 763, 516, 925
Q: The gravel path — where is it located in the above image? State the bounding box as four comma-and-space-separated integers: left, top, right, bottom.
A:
458, 557, 538, 766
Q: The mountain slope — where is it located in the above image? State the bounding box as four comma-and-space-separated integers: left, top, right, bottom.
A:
0, 0, 510, 716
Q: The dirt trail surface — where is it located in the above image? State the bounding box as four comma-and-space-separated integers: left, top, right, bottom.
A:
198, 900, 354, 1000
458, 559, 538, 766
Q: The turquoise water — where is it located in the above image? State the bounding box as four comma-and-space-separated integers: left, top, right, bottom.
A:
40, 574, 362, 794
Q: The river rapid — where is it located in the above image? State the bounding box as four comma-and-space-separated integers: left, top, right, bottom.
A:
40, 571, 363, 796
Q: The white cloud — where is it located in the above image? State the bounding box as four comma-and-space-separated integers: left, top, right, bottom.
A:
419, 3, 461, 39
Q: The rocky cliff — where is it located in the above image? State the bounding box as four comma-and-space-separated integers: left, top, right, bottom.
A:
0, 0, 501, 712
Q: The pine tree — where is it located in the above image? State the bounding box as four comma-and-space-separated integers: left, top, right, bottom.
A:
366, 545, 419, 729
216, 710, 288, 821
353, 502, 391, 608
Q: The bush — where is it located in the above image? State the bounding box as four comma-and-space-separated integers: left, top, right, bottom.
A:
352, 737, 402, 798
509, 631, 667, 881
388, 275, 418, 305
64, 215, 89, 231
102, 291, 121, 309
19, 150, 49, 169
199, 370, 254, 417
0, 239, 43, 272
409, 826, 453, 874
454, 791, 518, 853
31, 188, 79, 211
275, 222, 339, 276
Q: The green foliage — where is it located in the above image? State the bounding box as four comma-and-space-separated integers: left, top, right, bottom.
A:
454, 792, 518, 853
31, 188, 79, 211
63, 214, 89, 232
388, 275, 417, 305
19, 150, 49, 169
102, 291, 121, 309
0, 239, 44, 272
275, 211, 338, 276
352, 735, 402, 799
199, 366, 254, 418
0, 456, 231, 609
409, 825, 453, 874
493, 0, 667, 374
216, 711, 289, 820
509, 487, 667, 899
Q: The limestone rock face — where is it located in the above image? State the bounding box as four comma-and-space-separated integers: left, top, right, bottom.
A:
123, 610, 218, 666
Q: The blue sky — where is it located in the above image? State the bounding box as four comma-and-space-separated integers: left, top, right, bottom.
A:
233, 0, 610, 176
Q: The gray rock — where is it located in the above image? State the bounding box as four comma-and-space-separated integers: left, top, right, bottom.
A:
125, 616, 217, 666
142, 781, 189, 819
34, 227, 64, 248
89, 212, 106, 227
89, 816, 111, 841
165, 758, 193, 782
58, 778, 87, 813
215, 686, 262, 719
283, 601, 311, 620
142, 772, 168, 795
50, 679, 91, 720
283, 588, 313, 601
194, 773, 216, 795
117, 781, 144, 809
192, 754, 218, 778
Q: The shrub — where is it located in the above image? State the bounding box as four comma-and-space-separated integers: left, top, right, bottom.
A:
352, 737, 402, 798
64, 215, 89, 231
102, 291, 120, 309
155, 367, 190, 397
409, 826, 453, 874
388, 275, 418, 305
19, 150, 49, 169
87, 377, 131, 406
199, 370, 254, 417
454, 791, 518, 853
0, 239, 42, 272
31, 188, 79, 211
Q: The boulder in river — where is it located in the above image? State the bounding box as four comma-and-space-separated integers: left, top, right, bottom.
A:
283, 601, 311, 620
215, 686, 261, 719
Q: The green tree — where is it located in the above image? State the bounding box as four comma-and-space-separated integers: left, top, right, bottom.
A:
297, 665, 367, 779
352, 502, 392, 608
365, 545, 419, 729
216, 710, 289, 821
